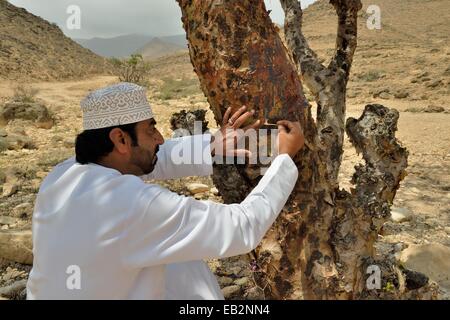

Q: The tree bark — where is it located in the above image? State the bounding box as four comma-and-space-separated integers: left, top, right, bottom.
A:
176, 0, 437, 299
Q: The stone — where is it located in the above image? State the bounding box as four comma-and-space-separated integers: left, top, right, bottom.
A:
402, 268, 429, 290
186, 183, 210, 194
426, 80, 442, 88
390, 207, 412, 223
221, 285, 242, 299
0, 216, 17, 225
424, 105, 445, 113
0, 132, 36, 152
234, 277, 249, 287
2, 182, 19, 197
12, 202, 33, 218
379, 92, 391, 100
0, 230, 33, 264
398, 243, 450, 291
0, 279, 27, 300
63, 138, 75, 148
229, 266, 242, 276
218, 276, 234, 287
394, 90, 409, 99
0, 101, 53, 128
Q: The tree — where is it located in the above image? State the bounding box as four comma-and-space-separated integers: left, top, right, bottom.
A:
176, 0, 438, 299
110, 54, 150, 86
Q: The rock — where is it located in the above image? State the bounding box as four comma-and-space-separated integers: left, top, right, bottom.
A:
234, 277, 249, 287
379, 92, 391, 100
426, 80, 442, 88
229, 266, 243, 276
0, 216, 17, 225
2, 267, 27, 282
1, 225, 8, 230
424, 105, 445, 113
398, 243, 450, 291
394, 90, 409, 99
221, 285, 242, 299
63, 138, 75, 148
2, 182, 19, 197
218, 276, 234, 287
50, 135, 63, 144
373, 88, 390, 98
186, 183, 210, 195
0, 132, 36, 152
390, 207, 412, 223
402, 268, 429, 290
0, 101, 53, 128
12, 202, 33, 218
0, 279, 27, 300
0, 230, 33, 264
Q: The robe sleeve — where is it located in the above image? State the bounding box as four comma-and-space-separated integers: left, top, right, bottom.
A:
120, 153, 298, 268
140, 134, 213, 180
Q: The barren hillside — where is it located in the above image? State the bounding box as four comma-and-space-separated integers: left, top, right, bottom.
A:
0, 0, 110, 81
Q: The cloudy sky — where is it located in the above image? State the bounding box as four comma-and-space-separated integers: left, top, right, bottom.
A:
8, 0, 316, 39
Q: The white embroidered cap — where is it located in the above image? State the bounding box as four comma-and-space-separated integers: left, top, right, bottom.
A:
80, 82, 154, 130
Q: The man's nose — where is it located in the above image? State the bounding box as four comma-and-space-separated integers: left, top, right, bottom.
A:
156, 129, 165, 145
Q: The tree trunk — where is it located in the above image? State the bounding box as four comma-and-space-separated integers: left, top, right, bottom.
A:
176, 0, 438, 299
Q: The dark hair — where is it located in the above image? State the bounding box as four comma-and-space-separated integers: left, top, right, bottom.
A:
75, 123, 138, 164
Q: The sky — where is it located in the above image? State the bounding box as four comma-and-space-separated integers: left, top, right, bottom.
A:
8, 0, 316, 39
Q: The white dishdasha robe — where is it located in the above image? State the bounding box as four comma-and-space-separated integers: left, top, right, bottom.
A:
26, 134, 298, 299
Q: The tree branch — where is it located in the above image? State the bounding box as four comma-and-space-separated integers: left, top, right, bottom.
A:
329, 0, 362, 80
279, 0, 327, 96
346, 104, 409, 218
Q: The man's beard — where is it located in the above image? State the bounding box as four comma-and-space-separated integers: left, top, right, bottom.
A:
131, 145, 159, 175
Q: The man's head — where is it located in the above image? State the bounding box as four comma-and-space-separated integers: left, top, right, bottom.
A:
75, 82, 164, 175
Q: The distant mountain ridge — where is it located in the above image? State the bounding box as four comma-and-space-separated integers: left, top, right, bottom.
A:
74, 34, 188, 58
135, 37, 187, 60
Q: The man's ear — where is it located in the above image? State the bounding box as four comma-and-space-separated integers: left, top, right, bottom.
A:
109, 128, 131, 154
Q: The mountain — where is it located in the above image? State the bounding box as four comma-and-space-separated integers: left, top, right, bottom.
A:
160, 34, 188, 47
135, 37, 187, 60
0, 0, 110, 81
74, 34, 188, 59
74, 34, 154, 58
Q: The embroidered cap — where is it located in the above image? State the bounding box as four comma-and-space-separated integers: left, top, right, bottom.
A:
80, 82, 154, 130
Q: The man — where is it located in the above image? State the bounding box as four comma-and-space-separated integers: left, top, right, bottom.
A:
26, 82, 304, 299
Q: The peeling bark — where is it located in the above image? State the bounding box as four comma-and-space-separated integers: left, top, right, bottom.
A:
176, 0, 436, 299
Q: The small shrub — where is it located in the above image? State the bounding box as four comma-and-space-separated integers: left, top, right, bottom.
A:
12, 85, 39, 103
358, 70, 384, 82
109, 54, 150, 86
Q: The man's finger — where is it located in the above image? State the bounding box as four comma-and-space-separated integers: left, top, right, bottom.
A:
277, 122, 288, 133
277, 120, 301, 133
233, 109, 255, 128
228, 106, 247, 125
222, 107, 232, 126
243, 119, 262, 131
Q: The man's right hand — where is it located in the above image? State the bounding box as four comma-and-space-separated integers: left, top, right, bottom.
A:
276, 121, 305, 158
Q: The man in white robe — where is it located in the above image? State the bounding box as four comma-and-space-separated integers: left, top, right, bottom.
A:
26, 82, 304, 300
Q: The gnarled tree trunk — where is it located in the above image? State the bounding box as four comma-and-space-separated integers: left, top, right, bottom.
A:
176, 0, 438, 299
